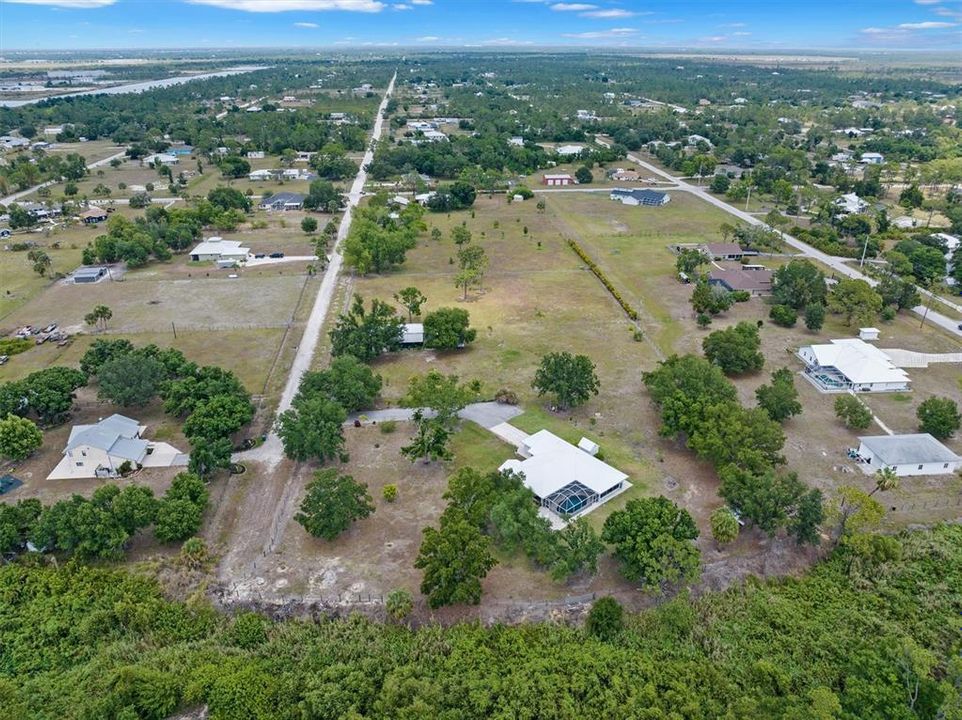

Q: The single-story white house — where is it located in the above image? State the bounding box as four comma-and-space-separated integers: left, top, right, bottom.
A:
556, 144, 586, 156
47, 414, 187, 480
856, 433, 962, 477
141, 153, 179, 167
860, 152, 884, 164
248, 168, 277, 181
189, 237, 251, 263
499, 429, 629, 523
247, 151, 266, 159
609, 188, 670, 207
508, 136, 524, 147
420, 129, 448, 143
798, 338, 911, 393
835, 192, 868, 215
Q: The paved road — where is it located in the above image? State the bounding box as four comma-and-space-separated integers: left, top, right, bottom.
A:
595, 140, 962, 339
1, 149, 127, 206
238, 72, 397, 467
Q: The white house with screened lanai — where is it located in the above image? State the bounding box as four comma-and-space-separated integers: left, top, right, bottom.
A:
798, 338, 910, 393
499, 430, 629, 524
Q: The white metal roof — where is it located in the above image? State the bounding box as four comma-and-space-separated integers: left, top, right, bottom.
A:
859, 434, 961, 466
401, 323, 423, 344
802, 338, 910, 385
502, 430, 627, 499
190, 238, 250, 258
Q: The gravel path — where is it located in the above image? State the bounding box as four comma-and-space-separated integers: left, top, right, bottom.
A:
237, 72, 397, 468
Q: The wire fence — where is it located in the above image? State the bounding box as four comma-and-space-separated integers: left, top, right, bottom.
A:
888, 496, 962, 514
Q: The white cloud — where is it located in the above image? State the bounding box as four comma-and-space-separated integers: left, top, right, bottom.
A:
897, 20, 957, 28
551, 3, 597, 11
562, 26, 637, 38
479, 37, 535, 45
4, 0, 116, 7
934, 6, 962, 17
915, 0, 943, 5
186, 0, 385, 12
410, 0, 432, 4
416, 35, 440, 41
720, 22, 746, 27
393, 2, 412, 8
860, 27, 890, 34
581, 8, 635, 18
732, 31, 751, 36
294, 21, 319, 26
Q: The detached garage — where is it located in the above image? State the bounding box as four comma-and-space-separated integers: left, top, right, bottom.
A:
856, 433, 962, 477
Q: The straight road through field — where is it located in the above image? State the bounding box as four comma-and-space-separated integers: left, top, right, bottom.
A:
239, 71, 397, 467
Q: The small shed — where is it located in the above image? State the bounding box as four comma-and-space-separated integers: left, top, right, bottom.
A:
578, 438, 600, 456
73, 266, 107, 284
859, 327, 880, 341
401, 323, 424, 345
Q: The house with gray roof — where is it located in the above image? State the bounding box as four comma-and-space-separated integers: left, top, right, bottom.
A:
610, 188, 671, 207
47, 414, 186, 480
856, 433, 962, 477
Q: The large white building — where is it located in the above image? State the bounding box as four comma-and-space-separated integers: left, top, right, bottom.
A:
500, 430, 629, 523
798, 338, 911, 393
856, 434, 962, 477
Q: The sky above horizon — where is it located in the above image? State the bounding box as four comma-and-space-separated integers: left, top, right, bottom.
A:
0, 0, 960, 52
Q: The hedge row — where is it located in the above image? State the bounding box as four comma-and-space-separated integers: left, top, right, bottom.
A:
566, 239, 640, 321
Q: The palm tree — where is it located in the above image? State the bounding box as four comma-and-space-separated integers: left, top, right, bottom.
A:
870, 467, 899, 496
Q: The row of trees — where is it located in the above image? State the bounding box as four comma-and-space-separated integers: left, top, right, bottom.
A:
0, 472, 208, 560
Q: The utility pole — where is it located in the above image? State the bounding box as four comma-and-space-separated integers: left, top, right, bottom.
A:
919, 284, 934, 330
859, 235, 870, 268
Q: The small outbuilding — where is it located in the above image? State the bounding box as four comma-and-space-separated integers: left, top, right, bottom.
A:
401, 323, 424, 346
859, 327, 880, 341
542, 173, 573, 187
73, 266, 107, 284
856, 434, 962, 477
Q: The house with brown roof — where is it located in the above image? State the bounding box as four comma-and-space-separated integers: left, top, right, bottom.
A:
700, 242, 745, 261
708, 266, 773, 295
80, 207, 108, 224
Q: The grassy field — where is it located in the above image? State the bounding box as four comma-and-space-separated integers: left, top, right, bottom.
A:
545, 190, 735, 354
